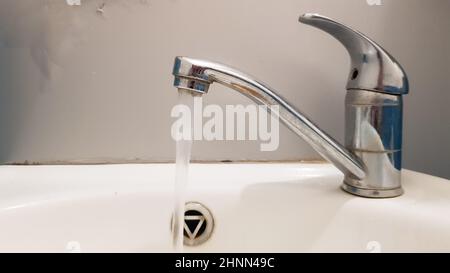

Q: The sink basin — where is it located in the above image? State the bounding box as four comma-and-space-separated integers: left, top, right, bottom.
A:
0, 163, 448, 253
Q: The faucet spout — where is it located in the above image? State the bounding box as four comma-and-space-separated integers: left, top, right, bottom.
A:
172, 56, 366, 180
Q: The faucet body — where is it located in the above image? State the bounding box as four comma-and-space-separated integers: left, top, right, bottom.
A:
344, 90, 404, 197
172, 14, 409, 198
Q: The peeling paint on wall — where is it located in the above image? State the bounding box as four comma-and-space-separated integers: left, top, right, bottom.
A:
96, 2, 106, 14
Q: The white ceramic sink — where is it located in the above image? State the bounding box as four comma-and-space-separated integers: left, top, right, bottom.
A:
0, 163, 448, 253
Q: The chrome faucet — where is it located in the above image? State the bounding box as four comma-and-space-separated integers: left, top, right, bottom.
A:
172, 13, 409, 198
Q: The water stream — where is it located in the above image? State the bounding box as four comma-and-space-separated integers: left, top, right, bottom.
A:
172, 91, 194, 252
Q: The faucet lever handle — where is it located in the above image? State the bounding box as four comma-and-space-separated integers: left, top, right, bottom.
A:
299, 13, 409, 95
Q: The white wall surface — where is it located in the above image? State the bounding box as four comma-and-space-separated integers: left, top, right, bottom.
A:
0, 0, 449, 178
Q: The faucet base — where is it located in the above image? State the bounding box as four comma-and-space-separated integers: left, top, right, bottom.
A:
341, 183, 404, 198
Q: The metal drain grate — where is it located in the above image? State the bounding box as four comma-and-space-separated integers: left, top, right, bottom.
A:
172, 202, 214, 246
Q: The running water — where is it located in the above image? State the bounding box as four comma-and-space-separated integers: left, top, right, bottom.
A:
172, 91, 194, 252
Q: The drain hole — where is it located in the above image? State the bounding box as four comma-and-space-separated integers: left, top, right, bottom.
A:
171, 202, 214, 246
184, 210, 207, 238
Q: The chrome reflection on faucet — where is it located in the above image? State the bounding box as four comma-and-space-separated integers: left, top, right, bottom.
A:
171, 13, 409, 198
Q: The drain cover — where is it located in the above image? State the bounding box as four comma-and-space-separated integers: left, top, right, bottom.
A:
173, 202, 214, 246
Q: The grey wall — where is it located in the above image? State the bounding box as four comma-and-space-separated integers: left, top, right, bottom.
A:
0, 0, 449, 178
